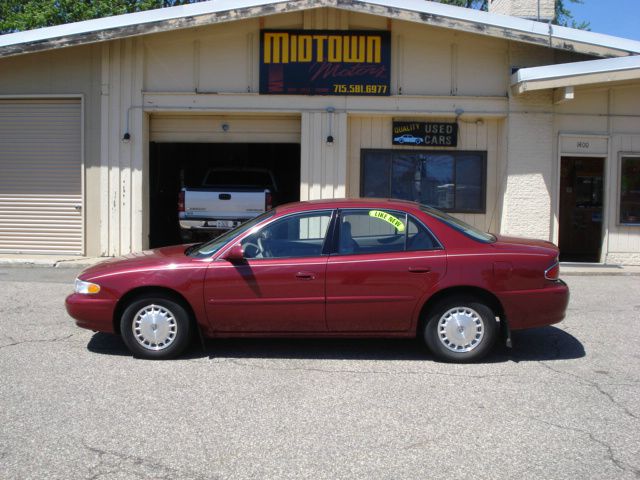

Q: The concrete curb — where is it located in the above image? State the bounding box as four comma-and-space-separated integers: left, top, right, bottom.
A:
0, 257, 107, 269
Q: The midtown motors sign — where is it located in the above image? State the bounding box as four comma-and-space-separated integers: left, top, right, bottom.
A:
260, 30, 391, 96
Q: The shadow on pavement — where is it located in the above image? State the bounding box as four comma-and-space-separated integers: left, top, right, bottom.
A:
87, 325, 584, 363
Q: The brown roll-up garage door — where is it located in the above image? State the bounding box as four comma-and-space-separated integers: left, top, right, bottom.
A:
0, 99, 83, 255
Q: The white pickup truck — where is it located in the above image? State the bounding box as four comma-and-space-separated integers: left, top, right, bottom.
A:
178, 167, 277, 240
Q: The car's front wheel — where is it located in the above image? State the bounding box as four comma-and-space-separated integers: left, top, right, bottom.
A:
120, 295, 192, 360
423, 295, 498, 363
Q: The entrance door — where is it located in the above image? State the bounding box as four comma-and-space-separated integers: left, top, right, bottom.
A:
559, 157, 604, 262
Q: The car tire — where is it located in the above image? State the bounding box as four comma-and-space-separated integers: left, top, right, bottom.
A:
423, 295, 498, 363
120, 295, 192, 360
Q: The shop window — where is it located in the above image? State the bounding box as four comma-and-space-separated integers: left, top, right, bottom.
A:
361, 150, 486, 213
620, 156, 640, 225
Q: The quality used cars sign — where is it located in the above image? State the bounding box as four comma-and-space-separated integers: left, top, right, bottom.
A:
392, 121, 459, 147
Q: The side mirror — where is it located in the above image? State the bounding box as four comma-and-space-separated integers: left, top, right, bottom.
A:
223, 243, 245, 262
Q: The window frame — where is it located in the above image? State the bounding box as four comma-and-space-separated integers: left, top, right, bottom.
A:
330, 207, 444, 256
237, 209, 337, 260
360, 149, 488, 214
618, 154, 640, 226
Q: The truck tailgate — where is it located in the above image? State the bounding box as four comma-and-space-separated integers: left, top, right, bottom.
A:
183, 189, 266, 220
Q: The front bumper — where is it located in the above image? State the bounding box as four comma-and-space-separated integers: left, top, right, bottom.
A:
65, 293, 117, 333
497, 280, 570, 330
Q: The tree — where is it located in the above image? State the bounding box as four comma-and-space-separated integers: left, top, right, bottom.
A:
0, 0, 589, 34
0, 0, 202, 34
438, 0, 488, 8
438, 0, 590, 29
554, 0, 590, 29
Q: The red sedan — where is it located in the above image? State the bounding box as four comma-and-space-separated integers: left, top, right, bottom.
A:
66, 199, 569, 362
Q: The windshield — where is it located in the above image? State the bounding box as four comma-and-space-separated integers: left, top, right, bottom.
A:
420, 204, 496, 243
188, 210, 276, 257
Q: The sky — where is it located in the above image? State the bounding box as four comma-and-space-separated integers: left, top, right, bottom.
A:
568, 0, 640, 41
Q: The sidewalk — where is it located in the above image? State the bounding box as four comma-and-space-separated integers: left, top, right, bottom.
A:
0, 254, 106, 269
1, 254, 640, 275
559, 263, 640, 276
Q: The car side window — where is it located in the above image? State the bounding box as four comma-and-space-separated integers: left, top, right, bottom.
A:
406, 215, 439, 251
241, 211, 332, 259
338, 209, 439, 255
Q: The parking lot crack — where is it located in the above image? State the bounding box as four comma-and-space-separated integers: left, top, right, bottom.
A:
82, 442, 214, 480
523, 416, 640, 478
0, 333, 76, 350
537, 361, 640, 421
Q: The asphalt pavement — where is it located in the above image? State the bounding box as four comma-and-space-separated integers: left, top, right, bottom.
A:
0, 267, 639, 479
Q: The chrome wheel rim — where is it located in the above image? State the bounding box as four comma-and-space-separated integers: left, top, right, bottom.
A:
132, 304, 177, 351
437, 306, 484, 353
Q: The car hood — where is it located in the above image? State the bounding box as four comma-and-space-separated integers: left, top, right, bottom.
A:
78, 244, 194, 280
493, 234, 559, 255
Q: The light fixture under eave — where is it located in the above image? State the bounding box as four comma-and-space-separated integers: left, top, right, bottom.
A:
326, 107, 335, 144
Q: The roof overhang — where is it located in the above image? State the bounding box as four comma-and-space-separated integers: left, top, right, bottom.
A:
511, 55, 640, 95
1, 0, 640, 59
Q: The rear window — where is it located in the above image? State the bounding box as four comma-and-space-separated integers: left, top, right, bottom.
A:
203, 171, 273, 189
420, 204, 495, 243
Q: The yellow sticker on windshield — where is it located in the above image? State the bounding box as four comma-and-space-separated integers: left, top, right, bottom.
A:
368, 210, 405, 232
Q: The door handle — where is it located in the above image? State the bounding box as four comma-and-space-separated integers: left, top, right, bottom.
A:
408, 267, 431, 273
295, 271, 316, 280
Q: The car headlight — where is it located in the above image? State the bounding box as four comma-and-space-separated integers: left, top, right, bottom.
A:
75, 278, 101, 295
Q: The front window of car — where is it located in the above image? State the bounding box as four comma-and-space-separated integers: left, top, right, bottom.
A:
188, 210, 275, 257
241, 210, 333, 259
420, 204, 495, 243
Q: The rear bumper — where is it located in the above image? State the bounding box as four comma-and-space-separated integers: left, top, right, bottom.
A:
497, 280, 570, 330
65, 293, 117, 333
179, 218, 250, 231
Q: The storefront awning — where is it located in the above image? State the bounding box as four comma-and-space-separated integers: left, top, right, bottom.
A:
511, 56, 640, 96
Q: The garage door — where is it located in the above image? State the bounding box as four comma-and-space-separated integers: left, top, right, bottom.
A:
0, 99, 83, 255
150, 114, 300, 143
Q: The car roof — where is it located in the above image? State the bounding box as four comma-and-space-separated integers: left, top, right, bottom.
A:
275, 198, 422, 214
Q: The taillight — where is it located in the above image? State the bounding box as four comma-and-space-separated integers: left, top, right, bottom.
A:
178, 191, 185, 212
265, 191, 273, 211
545, 258, 560, 280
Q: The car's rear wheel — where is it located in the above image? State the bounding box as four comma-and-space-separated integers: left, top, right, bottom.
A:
120, 295, 192, 360
423, 295, 498, 363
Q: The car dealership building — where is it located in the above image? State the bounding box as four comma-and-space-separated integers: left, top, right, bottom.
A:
0, 0, 639, 264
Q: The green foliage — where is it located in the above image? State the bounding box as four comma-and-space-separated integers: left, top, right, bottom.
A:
0, 0, 201, 34
554, 0, 590, 29
0, 0, 590, 34
438, 0, 488, 9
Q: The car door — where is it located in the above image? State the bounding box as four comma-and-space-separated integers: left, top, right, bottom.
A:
326, 208, 446, 332
204, 210, 334, 332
